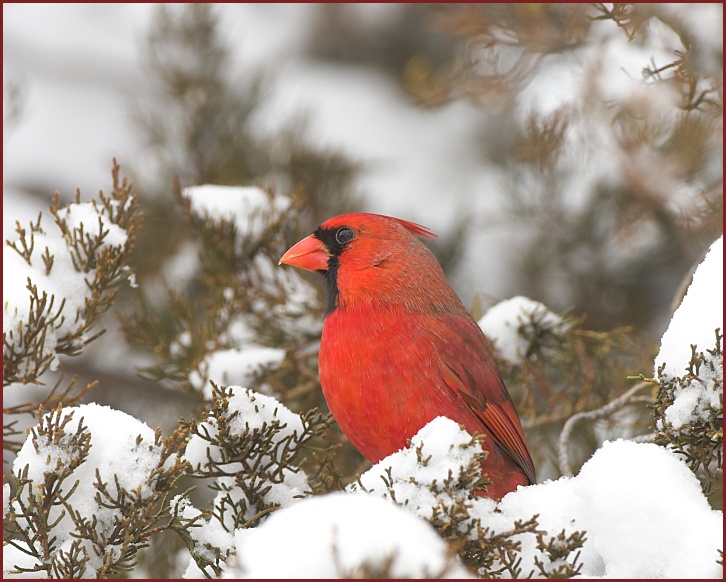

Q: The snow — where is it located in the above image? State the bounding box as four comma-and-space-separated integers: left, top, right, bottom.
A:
3, 229, 87, 337
2, 483, 8, 518
176, 184, 299, 399
14, 403, 161, 507
226, 386, 303, 438
478, 296, 567, 364
3, 241, 77, 375
177, 184, 308, 400
3, 199, 133, 378
3, 543, 44, 579
656, 236, 723, 379
8, 403, 163, 577
180, 185, 291, 243
492, 439, 723, 578
220, 492, 473, 579
663, 377, 720, 430
568, 440, 722, 579
189, 346, 286, 399
179, 386, 312, 575
184, 386, 305, 471
55, 202, 128, 248
349, 416, 494, 521
7, 403, 721, 578
172, 494, 235, 570
655, 236, 723, 430
173, 495, 237, 567
354, 419, 723, 578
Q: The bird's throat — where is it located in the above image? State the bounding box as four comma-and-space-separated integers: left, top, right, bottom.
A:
322, 256, 340, 315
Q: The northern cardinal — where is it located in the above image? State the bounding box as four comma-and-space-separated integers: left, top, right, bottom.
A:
279, 213, 535, 498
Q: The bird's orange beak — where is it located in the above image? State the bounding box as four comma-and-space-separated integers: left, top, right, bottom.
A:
279, 234, 331, 272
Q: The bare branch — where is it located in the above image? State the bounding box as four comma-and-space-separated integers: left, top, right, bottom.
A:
558, 382, 652, 477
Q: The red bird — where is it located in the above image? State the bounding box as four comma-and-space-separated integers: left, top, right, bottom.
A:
279, 213, 535, 499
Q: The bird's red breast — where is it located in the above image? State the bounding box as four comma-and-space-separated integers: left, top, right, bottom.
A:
280, 212, 535, 499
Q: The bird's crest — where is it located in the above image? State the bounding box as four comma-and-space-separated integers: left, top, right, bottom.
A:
390, 217, 437, 240
318, 212, 438, 241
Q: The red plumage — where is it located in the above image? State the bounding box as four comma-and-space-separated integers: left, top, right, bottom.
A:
280, 212, 535, 499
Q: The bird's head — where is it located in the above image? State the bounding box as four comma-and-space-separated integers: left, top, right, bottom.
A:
280, 213, 457, 313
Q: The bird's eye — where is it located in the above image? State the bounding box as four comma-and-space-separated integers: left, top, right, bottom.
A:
335, 227, 355, 245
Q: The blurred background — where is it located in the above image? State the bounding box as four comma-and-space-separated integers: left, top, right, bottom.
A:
4, 3, 722, 483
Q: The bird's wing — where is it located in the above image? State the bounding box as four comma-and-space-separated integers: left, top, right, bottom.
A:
436, 315, 536, 485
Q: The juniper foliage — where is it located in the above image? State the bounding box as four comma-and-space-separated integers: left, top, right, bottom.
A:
3, 162, 140, 453
653, 329, 724, 495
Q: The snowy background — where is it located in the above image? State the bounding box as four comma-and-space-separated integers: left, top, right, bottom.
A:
3, 3, 723, 579
6, 3, 720, 312
4, 4, 490, 260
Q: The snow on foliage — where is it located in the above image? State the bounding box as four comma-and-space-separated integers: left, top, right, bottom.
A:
3, 199, 133, 376
349, 418, 723, 578
502, 439, 722, 578
6, 404, 164, 578
652, 235, 723, 484
349, 416, 494, 520
6, 400, 722, 579
181, 185, 290, 244
174, 184, 316, 398
3, 230, 88, 372
655, 235, 723, 382
184, 385, 305, 477
3, 5, 722, 579
219, 492, 473, 579
180, 386, 319, 575
478, 296, 568, 364
54, 202, 129, 248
